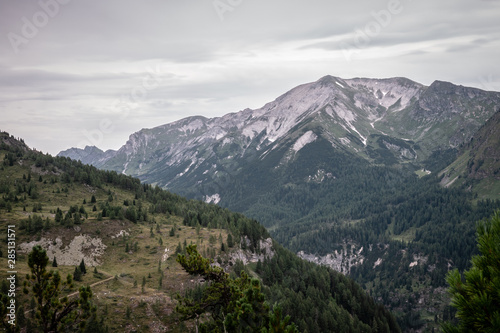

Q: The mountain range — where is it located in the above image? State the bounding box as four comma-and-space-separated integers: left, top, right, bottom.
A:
60, 75, 500, 198
59, 75, 500, 331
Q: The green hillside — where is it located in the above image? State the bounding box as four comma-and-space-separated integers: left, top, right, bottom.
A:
213, 131, 500, 331
0, 132, 399, 332
440, 110, 500, 199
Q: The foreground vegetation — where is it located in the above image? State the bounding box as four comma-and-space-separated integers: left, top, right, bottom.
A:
442, 211, 500, 332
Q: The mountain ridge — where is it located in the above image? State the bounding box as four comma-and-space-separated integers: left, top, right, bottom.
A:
59, 75, 500, 196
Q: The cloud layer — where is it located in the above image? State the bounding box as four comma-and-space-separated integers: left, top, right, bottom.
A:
1, 0, 499, 154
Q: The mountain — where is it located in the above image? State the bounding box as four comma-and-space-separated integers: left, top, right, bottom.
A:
57, 75, 500, 331
464, 110, 500, 180
439, 110, 500, 198
0, 131, 400, 332
58, 145, 116, 168
59, 75, 500, 199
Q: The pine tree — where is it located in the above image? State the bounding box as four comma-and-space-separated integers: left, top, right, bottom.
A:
175, 242, 182, 254
442, 211, 500, 332
74, 266, 83, 282
73, 212, 81, 225
175, 245, 296, 331
17, 305, 26, 329
79, 258, 87, 274
262, 304, 299, 333
225, 277, 270, 332
227, 233, 234, 248
21, 246, 93, 332
126, 306, 131, 319
52, 257, 58, 267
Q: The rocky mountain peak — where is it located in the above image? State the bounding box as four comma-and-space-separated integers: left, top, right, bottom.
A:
58, 75, 500, 195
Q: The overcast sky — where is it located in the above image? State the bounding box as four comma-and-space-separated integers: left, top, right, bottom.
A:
1, 0, 499, 155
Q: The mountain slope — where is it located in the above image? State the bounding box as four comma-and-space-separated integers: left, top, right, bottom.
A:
440, 110, 500, 198
0, 132, 401, 332
465, 110, 500, 179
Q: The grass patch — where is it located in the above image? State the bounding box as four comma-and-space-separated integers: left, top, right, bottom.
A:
473, 178, 500, 202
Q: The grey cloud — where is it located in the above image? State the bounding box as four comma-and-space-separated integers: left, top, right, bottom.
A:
0, 0, 499, 154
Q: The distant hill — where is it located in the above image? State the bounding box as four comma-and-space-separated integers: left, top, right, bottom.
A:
57, 145, 116, 169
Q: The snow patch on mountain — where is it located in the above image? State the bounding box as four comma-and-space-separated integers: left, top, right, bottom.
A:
293, 131, 317, 152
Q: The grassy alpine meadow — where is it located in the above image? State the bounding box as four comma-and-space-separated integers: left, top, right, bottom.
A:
0, 144, 231, 331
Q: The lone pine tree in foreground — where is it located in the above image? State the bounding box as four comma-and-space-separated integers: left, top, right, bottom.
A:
23, 245, 95, 333
442, 211, 500, 332
176, 244, 298, 332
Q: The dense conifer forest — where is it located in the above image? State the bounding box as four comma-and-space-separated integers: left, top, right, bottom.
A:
212, 137, 500, 330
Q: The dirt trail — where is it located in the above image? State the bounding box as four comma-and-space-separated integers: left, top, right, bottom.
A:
66, 275, 115, 298
24, 274, 114, 315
